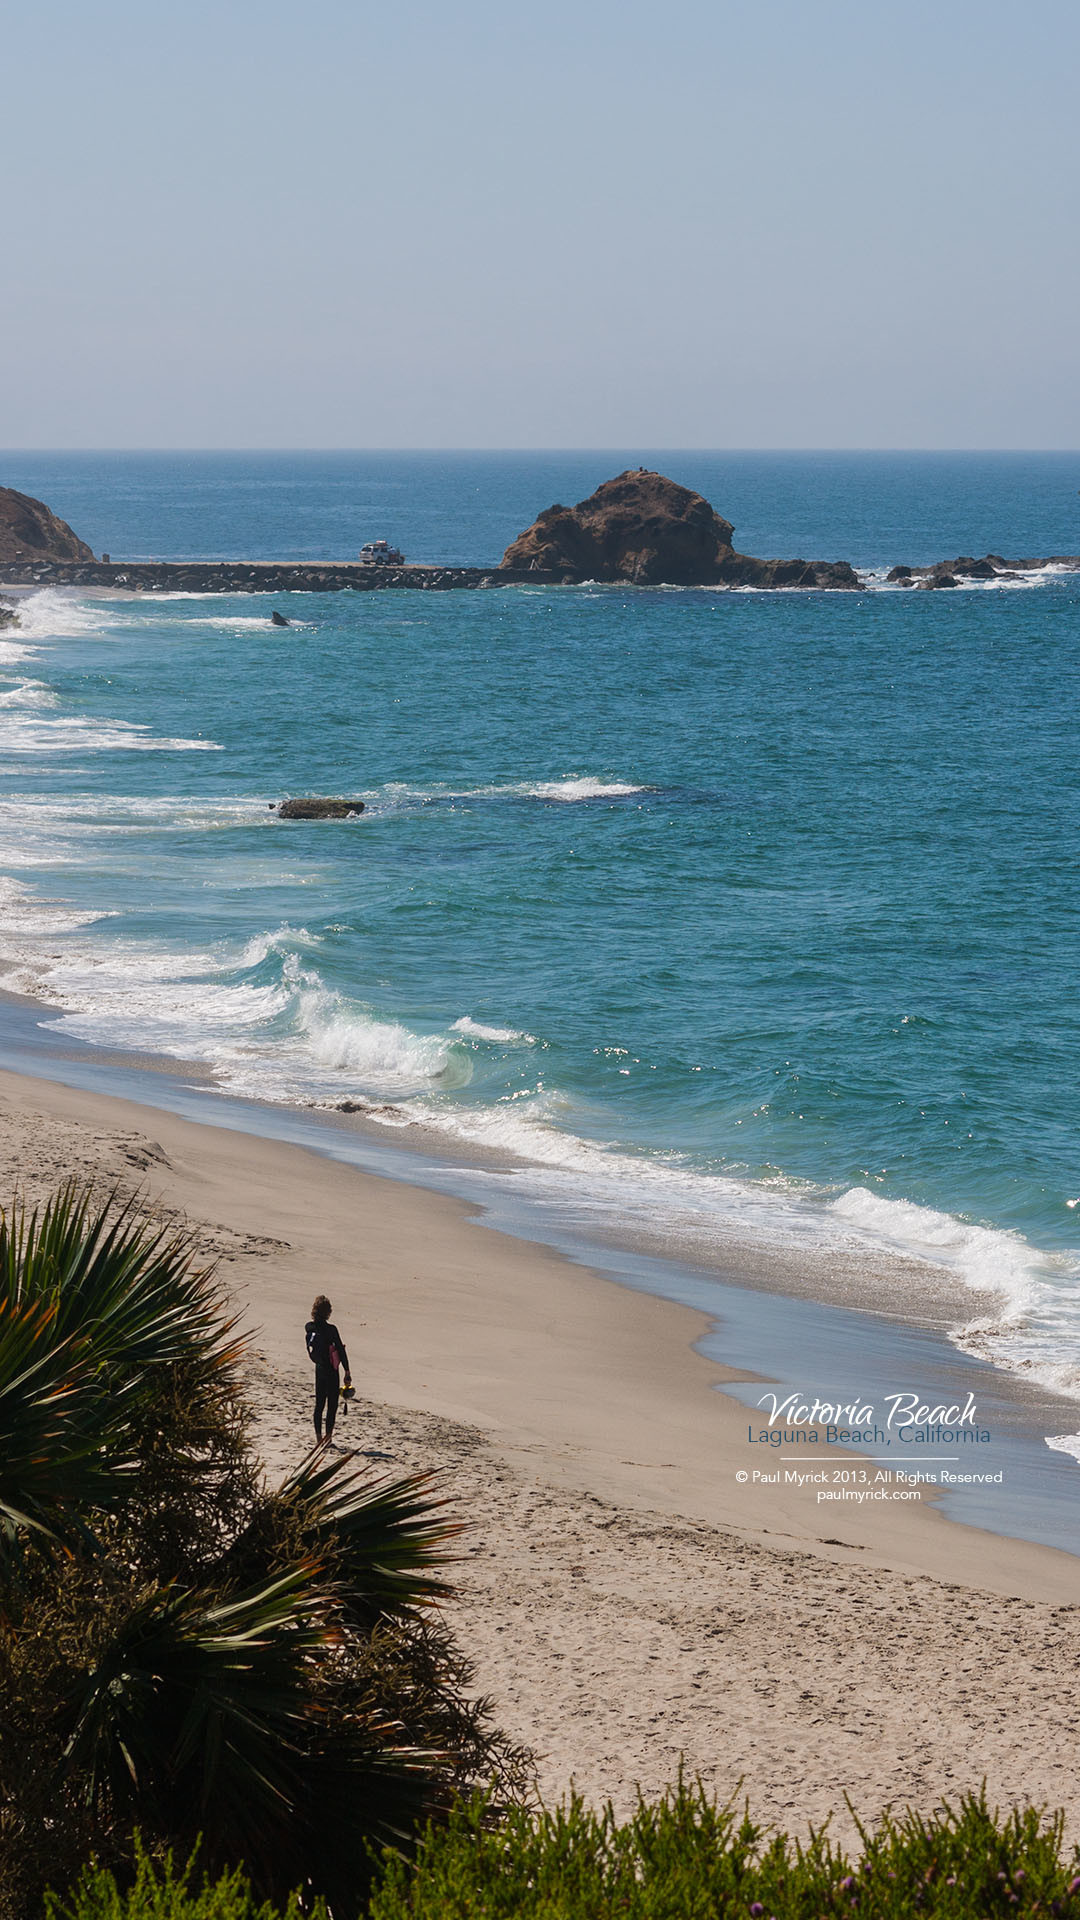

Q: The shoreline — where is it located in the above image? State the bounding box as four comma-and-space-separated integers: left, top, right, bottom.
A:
0, 990, 1078, 1592
3, 1052, 1080, 1835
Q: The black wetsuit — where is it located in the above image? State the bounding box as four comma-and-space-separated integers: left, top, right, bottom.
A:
305, 1319, 350, 1439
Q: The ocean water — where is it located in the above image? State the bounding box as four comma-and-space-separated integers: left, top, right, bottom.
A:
2, 451, 1080, 1434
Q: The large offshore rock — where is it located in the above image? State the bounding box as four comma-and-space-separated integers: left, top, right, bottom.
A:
499, 469, 860, 588
276, 797, 366, 820
0, 486, 94, 564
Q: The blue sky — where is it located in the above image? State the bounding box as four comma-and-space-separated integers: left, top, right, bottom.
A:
4, 0, 1078, 447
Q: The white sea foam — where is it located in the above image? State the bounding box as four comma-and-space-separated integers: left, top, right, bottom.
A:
521, 778, 647, 801
0, 714, 221, 754
0, 593, 221, 753
0, 638, 40, 666
10, 590, 112, 640
0, 793, 271, 831
829, 1186, 1041, 1313
182, 614, 314, 631
239, 924, 323, 968
0, 879, 117, 989
364, 775, 649, 814
292, 971, 460, 1091
451, 1015, 537, 1045
0, 680, 59, 709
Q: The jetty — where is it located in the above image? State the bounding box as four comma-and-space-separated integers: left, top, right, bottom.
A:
0, 559, 558, 593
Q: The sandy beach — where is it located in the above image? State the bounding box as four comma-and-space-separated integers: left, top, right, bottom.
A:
2, 1059, 1079, 1842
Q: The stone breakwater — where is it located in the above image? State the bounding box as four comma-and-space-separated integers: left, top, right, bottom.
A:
0, 560, 554, 593
5, 554, 1078, 597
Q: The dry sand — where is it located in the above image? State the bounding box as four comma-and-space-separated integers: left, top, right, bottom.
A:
2, 1063, 1079, 1841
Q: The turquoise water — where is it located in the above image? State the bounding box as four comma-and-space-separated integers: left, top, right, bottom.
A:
2, 451, 1080, 1415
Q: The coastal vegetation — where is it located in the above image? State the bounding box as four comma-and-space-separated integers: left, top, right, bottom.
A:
0, 1185, 523, 1920
46, 1785, 1080, 1918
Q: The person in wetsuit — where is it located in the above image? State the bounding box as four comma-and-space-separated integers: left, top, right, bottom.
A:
305, 1294, 351, 1443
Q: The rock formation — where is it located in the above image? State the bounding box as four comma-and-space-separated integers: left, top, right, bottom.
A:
885, 555, 1071, 588
499, 469, 861, 589
275, 798, 366, 820
0, 598, 19, 631
0, 486, 94, 565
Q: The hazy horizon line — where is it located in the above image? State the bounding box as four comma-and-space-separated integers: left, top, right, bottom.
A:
4, 447, 1080, 460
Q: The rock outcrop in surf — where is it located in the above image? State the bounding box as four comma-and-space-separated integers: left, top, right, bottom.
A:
0, 486, 95, 565
886, 554, 1079, 588
275, 797, 366, 820
499, 470, 861, 589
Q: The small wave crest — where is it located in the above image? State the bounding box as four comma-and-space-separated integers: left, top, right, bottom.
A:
451, 1015, 537, 1045
293, 971, 460, 1091
0, 714, 221, 754
240, 924, 323, 968
366, 775, 650, 814
830, 1185, 1080, 1402
2, 900, 469, 1103
0, 638, 40, 666
0, 680, 59, 710
829, 1186, 1042, 1313
522, 777, 647, 802
9, 590, 113, 640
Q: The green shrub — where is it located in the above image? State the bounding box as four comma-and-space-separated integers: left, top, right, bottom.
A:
367, 1776, 1080, 1919
44, 1843, 324, 1919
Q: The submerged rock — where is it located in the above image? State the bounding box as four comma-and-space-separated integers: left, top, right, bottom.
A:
276, 797, 365, 820
499, 469, 860, 589
0, 485, 95, 564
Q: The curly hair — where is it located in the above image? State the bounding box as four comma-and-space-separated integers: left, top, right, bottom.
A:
310, 1294, 332, 1322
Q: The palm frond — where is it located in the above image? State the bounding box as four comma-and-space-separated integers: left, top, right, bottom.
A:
59, 1560, 448, 1914
227, 1451, 460, 1629
0, 1183, 247, 1395
62, 1563, 335, 1852
0, 1299, 127, 1565
0, 1184, 252, 1574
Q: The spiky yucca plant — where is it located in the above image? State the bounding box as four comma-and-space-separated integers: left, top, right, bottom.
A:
0, 1185, 523, 1920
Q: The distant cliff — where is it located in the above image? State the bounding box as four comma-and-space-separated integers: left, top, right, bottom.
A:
0, 486, 94, 564
500, 470, 861, 589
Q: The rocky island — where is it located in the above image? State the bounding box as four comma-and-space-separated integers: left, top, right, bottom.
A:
499, 469, 861, 588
